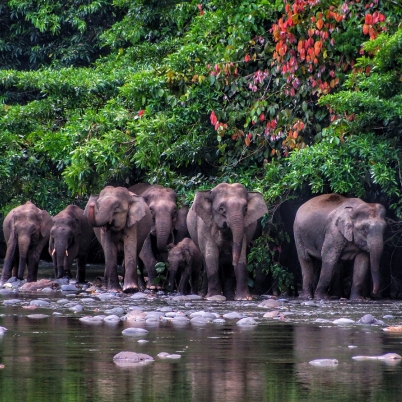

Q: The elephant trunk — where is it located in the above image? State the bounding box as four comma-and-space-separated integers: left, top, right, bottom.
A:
55, 242, 69, 278
368, 235, 383, 295
87, 202, 97, 226
156, 219, 173, 253
168, 266, 178, 292
1, 236, 17, 283
17, 235, 30, 280
229, 213, 245, 267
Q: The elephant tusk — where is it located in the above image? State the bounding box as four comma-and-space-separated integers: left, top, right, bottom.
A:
52, 249, 56, 256
65, 250, 69, 257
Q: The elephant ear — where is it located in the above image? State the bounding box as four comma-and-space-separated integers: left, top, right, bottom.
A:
193, 191, 213, 226
183, 246, 192, 265
127, 194, 148, 227
244, 192, 268, 227
39, 210, 53, 238
174, 206, 188, 231
72, 218, 82, 240
336, 207, 354, 242
83, 195, 99, 217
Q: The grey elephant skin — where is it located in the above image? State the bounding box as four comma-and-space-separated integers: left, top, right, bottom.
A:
1, 201, 53, 284
187, 183, 268, 300
84, 186, 152, 292
293, 193, 386, 300
128, 183, 188, 289
167, 238, 202, 295
49, 205, 95, 282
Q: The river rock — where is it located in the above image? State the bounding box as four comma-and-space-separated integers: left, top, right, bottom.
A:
113, 351, 154, 366
0, 326, 7, 335
30, 300, 51, 308
205, 295, 226, 301
79, 315, 105, 324
104, 315, 121, 323
130, 292, 147, 300
223, 312, 244, 319
213, 319, 226, 324
69, 304, 83, 313
122, 327, 149, 336
357, 314, 384, 325
333, 318, 355, 325
263, 310, 280, 318
80, 298, 96, 304
61, 284, 80, 292
191, 316, 208, 325
105, 307, 125, 316
157, 352, 171, 358
258, 299, 281, 308
236, 317, 258, 326
27, 314, 50, 319
352, 353, 402, 361
3, 299, 22, 305
190, 311, 216, 320
309, 359, 339, 367
167, 354, 181, 359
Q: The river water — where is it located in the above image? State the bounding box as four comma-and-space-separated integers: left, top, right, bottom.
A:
1, 264, 402, 402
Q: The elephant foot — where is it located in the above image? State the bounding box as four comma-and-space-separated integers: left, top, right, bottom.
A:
123, 285, 140, 294
235, 294, 253, 301
314, 291, 331, 300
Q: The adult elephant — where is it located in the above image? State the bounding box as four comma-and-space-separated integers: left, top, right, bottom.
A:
293, 193, 386, 300
128, 183, 186, 288
84, 186, 152, 292
49, 205, 94, 282
1, 201, 53, 284
187, 183, 268, 300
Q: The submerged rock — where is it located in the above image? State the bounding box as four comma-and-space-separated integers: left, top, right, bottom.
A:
309, 359, 339, 367
357, 314, 384, 325
352, 353, 402, 362
236, 317, 258, 326
333, 318, 355, 325
113, 351, 154, 366
122, 327, 149, 336
258, 299, 281, 308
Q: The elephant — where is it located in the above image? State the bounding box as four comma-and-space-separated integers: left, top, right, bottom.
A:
293, 193, 387, 300
187, 183, 268, 300
128, 183, 187, 289
84, 186, 152, 292
167, 237, 202, 295
49, 205, 94, 282
1, 201, 53, 284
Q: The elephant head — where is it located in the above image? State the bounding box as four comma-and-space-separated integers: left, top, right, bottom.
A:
336, 202, 386, 295
140, 185, 178, 253
194, 183, 268, 267
167, 242, 191, 292
84, 186, 148, 231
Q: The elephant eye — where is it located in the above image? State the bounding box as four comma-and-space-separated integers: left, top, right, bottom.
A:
243, 206, 248, 215
219, 206, 226, 216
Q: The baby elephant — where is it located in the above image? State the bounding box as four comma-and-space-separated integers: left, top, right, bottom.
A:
167, 238, 202, 295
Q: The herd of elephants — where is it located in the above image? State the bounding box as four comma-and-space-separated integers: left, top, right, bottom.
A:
0, 182, 397, 301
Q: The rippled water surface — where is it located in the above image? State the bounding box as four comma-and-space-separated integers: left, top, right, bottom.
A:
1, 264, 402, 402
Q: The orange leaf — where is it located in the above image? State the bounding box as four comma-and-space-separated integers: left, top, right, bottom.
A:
362, 24, 369, 35
245, 136, 251, 146
316, 19, 324, 30
314, 40, 322, 56
365, 14, 373, 25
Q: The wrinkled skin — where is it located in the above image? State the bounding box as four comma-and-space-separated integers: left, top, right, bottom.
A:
129, 183, 187, 289
187, 183, 268, 300
1, 201, 53, 284
84, 186, 152, 292
293, 194, 386, 300
49, 205, 94, 282
167, 238, 202, 295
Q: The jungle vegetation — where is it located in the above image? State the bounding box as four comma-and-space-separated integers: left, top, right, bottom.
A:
1, 0, 401, 290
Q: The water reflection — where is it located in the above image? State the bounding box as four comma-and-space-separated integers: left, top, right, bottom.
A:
2, 278, 402, 400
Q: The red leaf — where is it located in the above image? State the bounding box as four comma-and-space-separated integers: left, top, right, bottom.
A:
244, 54, 250, 62
210, 111, 218, 126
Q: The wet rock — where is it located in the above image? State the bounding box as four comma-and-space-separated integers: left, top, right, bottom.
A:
113, 351, 154, 366
357, 314, 384, 325
105, 307, 125, 316
191, 316, 208, 325
171, 316, 190, 324
158, 306, 173, 312
138, 339, 149, 343
236, 317, 258, 326
205, 295, 226, 301
301, 301, 319, 307
80, 298, 96, 304
96, 293, 117, 301
213, 319, 226, 324
69, 304, 83, 313
263, 310, 280, 318
383, 326, 402, 332
314, 318, 332, 324
223, 312, 244, 319
146, 317, 160, 324
104, 315, 121, 323
130, 292, 147, 300
79, 316, 105, 324
165, 312, 178, 318
57, 299, 70, 305
309, 359, 339, 367
0, 326, 7, 335
0, 289, 14, 295
167, 354, 181, 359
145, 311, 165, 319
122, 327, 149, 336
27, 314, 50, 319
190, 311, 216, 320
3, 299, 22, 305
157, 352, 171, 358
333, 318, 355, 325
352, 353, 402, 361
30, 300, 51, 308
258, 299, 281, 308
383, 315, 395, 320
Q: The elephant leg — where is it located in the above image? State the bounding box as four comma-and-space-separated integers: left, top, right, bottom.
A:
102, 231, 120, 291
122, 231, 139, 293
198, 269, 208, 297
204, 243, 222, 297
350, 253, 370, 300
137, 258, 146, 290
76, 255, 87, 283
234, 240, 252, 300
190, 269, 200, 295
299, 255, 316, 299
1, 241, 17, 283
222, 263, 236, 300
139, 235, 158, 290
178, 267, 190, 295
